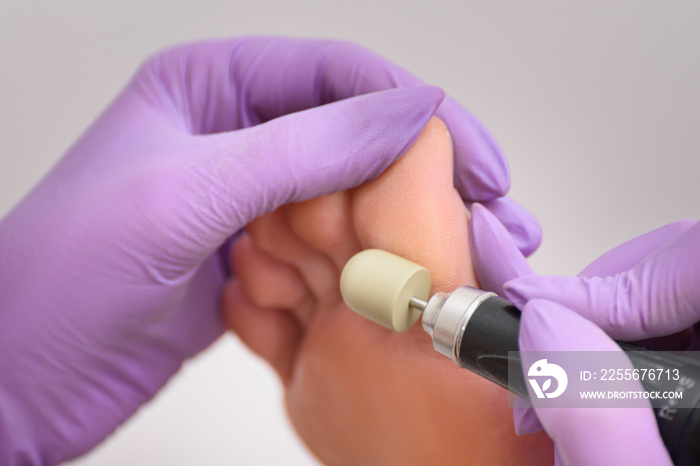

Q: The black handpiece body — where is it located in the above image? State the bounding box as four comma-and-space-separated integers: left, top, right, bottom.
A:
455, 296, 700, 466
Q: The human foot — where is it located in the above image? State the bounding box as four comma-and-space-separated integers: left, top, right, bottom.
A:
222, 118, 552, 465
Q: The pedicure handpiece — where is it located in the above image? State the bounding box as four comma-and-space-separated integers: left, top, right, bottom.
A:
340, 249, 700, 466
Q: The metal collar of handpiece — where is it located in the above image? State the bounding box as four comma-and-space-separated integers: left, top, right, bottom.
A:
422, 286, 496, 365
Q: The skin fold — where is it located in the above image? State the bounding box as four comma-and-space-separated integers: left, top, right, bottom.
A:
221, 118, 553, 465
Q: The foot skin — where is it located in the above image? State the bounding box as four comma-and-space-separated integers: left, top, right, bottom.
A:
222, 118, 553, 465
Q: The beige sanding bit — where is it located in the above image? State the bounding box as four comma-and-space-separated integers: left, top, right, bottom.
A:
340, 249, 431, 332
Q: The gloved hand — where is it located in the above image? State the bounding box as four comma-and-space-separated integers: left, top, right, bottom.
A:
468, 204, 699, 465
0, 37, 539, 465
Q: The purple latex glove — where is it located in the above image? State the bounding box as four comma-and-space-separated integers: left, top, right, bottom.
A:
469, 204, 699, 465
0, 36, 536, 465
519, 301, 672, 466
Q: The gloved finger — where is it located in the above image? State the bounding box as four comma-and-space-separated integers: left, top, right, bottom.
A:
505, 221, 700, 340
477, 197, 542, 257
144, 37, 510, 201
512, 396, 543, 435
554, 450, 565, 466
578, 219, 696, 278
520, 299, 672, 466
469, 203, 534, 295
195, 85, 443, 248
436, 96, 509, 200
520, 299, 622, 352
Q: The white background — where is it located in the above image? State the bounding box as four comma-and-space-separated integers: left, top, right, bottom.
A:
1, 1, 699, 464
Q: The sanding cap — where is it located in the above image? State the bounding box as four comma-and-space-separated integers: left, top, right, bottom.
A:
340, 249, 431, 332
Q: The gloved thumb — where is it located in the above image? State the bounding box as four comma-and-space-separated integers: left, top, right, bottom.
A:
197, 85, 444, 233
505, 220, 700, 341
